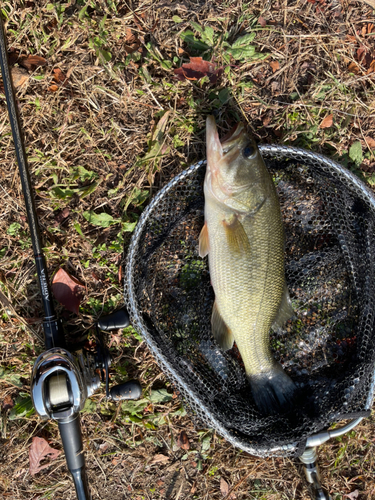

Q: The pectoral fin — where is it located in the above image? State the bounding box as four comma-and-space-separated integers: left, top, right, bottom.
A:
222, 216, 250, 254
198, 222, 210, 258
272, 283, 294, 331
211, 300, 234, 350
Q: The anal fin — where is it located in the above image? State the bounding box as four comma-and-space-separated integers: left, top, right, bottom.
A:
272, 283, 294, 331
211, 300, 234, 351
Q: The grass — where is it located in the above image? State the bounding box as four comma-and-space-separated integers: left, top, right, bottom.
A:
1, 0, 375, 499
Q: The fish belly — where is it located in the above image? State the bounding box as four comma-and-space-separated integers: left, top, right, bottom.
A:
206, 194, 285, 377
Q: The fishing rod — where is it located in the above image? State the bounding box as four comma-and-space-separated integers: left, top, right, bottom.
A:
0, 14, 141, 500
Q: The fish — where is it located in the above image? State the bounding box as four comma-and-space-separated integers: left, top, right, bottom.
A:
199, 115, 296, 415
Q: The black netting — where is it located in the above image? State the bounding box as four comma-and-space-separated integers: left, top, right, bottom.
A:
124, 146, 375, 457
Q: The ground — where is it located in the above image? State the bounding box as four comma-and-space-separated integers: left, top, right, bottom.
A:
1, 0, 375, 499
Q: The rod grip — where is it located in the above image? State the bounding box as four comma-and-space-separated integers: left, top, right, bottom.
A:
58, 416, 85, 471
58, 416, 91, 500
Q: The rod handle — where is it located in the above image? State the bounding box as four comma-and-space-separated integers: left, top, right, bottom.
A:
58, 416, 91, 500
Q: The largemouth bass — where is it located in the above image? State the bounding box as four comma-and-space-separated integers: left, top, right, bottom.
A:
199, 115, 296, 415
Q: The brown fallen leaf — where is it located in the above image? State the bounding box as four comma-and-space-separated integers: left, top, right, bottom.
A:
149, 454, 169, 465
108, 332, 122, 348
55, 207, 70, 224
99, 442, 109, 452
52, 68, 67, 83
2, 394, 14, 411
320, 114, 333, 129
19, 54, 47, 71
29, 437, 61, 475
52, 268, 85, 314
124, 28, 141, 54
367, 60, 375, 74
177, 430, 190, 450
220, 477, 230, 497
269, 61, 280, 73
344, 491, 359, 500
49, 68, 68, 91
348, 61, 360, 74
258, 16, 267, 27
174, 57, 223, 84
262, 114, 272, 127
365, 136, 375, 149
11, 67, 29, 88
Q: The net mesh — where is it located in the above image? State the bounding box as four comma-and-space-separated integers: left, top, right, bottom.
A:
124, 146, 375, 457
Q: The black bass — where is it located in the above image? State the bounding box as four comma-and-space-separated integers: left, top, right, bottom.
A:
199, 115, 296, 414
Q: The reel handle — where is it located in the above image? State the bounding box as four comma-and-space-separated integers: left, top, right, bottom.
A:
97, 308, 129, 331
96, 309, 142, 402
109, 380, 142, 401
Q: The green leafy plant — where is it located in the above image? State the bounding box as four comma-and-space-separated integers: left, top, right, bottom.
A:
180, 22, 268, 64
349, 141, 363, 166
83, 211, 121, 227
9, 393, 35, 420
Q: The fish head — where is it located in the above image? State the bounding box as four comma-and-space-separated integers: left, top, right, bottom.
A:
206, 115, 265, 211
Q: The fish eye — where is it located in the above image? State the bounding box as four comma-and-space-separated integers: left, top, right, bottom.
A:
243, 143, 255, 158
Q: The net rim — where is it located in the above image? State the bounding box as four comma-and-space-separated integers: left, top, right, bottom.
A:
125, 145, 375, 456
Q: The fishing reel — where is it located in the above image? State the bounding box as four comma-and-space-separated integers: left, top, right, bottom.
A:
31, 308, 142, 422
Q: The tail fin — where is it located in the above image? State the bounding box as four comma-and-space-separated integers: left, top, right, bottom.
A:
248, 364, 296, 415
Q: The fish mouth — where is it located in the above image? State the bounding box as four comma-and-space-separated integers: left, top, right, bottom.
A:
221, 123, 246, 154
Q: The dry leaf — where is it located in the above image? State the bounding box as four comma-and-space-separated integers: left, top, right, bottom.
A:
346, 35, 357, 43
270, 61, 280, 73
367, 60, 375, 74
19, 54, 47, 71
174, 57, 223, 84
52, 68, 67, 83
2, 395, 14, 411
55, 207, 70, 223
345, 491, 359, 500
108, 333, 122, 348
365, 136, 375, 149
220, 477, 230, 497
29, 437, 61, 475
320, 114, 333, 129
262, 114, 272, 127
348, 61, 360, 74
52, 268, 85, 314
124, 28, 141, 54
150, 454, 169, 465
258, 16, 267, 27
11, 67, 29, 88
177, 431, 190, 450
49, 68, 68, 91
